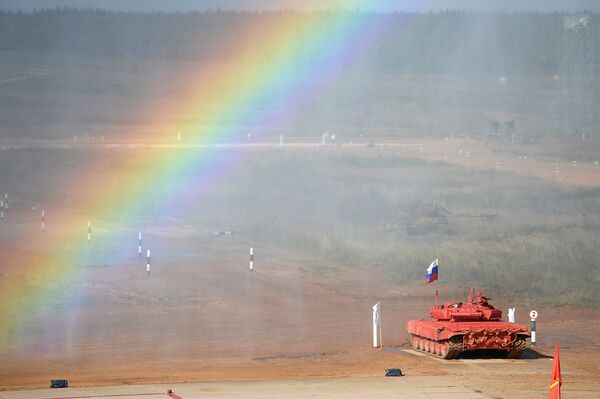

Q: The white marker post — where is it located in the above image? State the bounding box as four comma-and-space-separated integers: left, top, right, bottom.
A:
530, 309, 538, 345
3, 193, 7, 210
279, 135, 283, 146
178, 131, 182, 142
249, 247, 254, 271
87, 221, 91, 241
0, 200, 3, 220
508, 307, 515, 323
372, 301, 381, 348
41, 210, 45, 232
146, 249, 151, 276
138, 232, 142, 257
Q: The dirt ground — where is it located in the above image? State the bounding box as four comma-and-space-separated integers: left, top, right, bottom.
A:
378, 138, 600, 187
0, 212, 599, 398
1, 140, 599, 398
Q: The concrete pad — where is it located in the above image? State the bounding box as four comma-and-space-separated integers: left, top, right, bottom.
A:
0, 377, 491, 399
400, 348, 584, 376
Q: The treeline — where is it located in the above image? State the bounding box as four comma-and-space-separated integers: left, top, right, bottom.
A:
2, 9, 596, 74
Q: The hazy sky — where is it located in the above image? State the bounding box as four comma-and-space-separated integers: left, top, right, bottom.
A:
1, 0, 599, 13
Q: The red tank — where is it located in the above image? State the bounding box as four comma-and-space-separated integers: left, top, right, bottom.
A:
406, 289, 530, 359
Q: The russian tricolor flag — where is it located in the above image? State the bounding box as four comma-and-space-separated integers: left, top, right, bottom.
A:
425, 258, 438, 285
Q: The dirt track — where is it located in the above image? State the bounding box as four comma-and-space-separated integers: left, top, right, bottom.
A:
380, 138, 600, 187
2, 136, 598, 187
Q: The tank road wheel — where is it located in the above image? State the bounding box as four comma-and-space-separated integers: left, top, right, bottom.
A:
425, 338, 432, 354
434, 341, 441, 356
423, 338, 430, 353
507, 336, 527, 359
429, 339, 438, 355
412, 335, 419, 350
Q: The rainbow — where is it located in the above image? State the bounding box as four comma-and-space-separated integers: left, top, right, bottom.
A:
0, 6, 412, 353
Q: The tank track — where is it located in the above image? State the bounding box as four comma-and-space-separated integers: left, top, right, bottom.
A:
443, 336, 463, 359
411, 334, 463, 359
506, 336, 527, 359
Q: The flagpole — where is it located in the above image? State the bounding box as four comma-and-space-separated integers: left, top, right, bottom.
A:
435, 258, 439, 308
435, 278, 439, 308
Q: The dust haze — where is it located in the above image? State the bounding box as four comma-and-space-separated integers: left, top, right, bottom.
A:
0, 3, 599, 396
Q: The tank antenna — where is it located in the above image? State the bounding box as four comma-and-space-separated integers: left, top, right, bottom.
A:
435, 277, 439, 308
468, 287, 476, 303
437, 258, 440, 308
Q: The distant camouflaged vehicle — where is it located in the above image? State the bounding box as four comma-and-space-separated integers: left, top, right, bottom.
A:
406, 290, 529, 359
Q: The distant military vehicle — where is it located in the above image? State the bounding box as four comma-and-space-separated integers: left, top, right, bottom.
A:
382, 201, 496, 235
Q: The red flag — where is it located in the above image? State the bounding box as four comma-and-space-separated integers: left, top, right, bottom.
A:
549, 341, 562, 399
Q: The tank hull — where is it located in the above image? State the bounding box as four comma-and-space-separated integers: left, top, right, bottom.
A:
406, 319, 530, 359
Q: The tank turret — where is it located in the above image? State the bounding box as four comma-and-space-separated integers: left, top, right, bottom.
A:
430, 290, 502, 321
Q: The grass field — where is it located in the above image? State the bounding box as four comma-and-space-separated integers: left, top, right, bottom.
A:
1, 145, 598, 307
210, 148, 600, 306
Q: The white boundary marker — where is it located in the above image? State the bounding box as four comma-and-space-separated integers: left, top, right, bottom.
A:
249, 247, 254, 271
372, 301, 381, 348
146, 249, 151, 275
